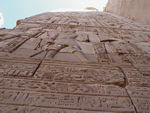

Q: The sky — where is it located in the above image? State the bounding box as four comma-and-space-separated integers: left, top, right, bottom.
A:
0, 0, 108, 28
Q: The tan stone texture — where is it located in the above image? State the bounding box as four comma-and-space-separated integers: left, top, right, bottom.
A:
0, 12, 150, 113
104, 0, 150, 25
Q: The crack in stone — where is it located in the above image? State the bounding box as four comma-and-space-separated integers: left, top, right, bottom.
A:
32, 51, 48, 77
104, 68, 127, 88
125, 88, 138, 113
117, 67, 129, 88
117, 67, 138, 113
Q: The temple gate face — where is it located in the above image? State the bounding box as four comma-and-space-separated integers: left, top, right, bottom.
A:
0, 12, 150, 113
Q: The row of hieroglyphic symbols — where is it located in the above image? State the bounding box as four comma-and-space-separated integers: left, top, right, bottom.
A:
0, 89, 134, 112
0, 61, 38, 77
0, 78, 127, 96
0, 59, 124, 86
34, 64, 125, 87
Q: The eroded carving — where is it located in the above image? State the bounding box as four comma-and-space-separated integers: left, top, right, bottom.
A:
0, 11, 150, 113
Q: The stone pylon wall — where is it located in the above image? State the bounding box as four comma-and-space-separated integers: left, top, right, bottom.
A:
0, 12, 150, 113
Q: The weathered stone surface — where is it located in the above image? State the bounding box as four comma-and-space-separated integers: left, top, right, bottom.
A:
0, 12, 150, 113
104, 0, 150, 25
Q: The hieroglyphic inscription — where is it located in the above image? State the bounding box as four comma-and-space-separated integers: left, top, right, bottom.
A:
0, 78, 127, 96
35, 65, 125, 85
0, 12, 150, 113
0, 104, 135, 113
0, 89, 135, 112
0, 60, 39, 78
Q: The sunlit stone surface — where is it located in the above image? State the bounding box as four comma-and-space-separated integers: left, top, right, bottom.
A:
0, 12, 150, 113
105, 0, 150, 25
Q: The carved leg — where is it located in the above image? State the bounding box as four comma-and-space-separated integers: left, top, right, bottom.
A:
48, 44, 68, 58
72, 49, 88, 62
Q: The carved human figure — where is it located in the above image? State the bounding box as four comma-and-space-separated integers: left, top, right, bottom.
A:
31, 30, 88, 62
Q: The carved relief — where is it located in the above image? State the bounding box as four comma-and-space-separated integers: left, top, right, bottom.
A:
0, 12, 150, 113
0, 37, 29, 53
0, 89, 134, 112
0, 78, 127, 96
0, 61, 39, 78
34, 65, 125, 86
93, 42, 110, 63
